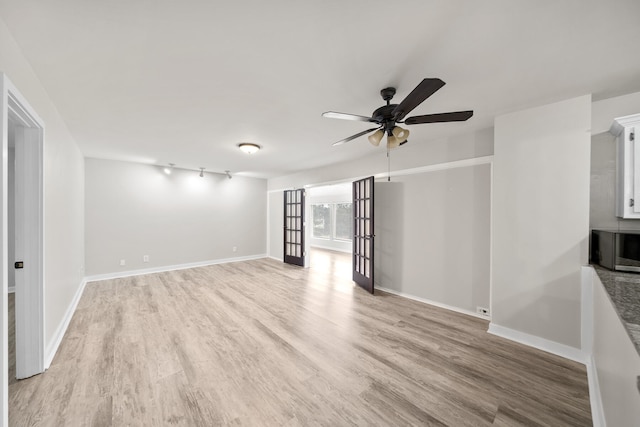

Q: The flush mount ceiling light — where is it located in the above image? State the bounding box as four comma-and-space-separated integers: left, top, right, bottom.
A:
238, 143, 261, 154
164, 163, 175, 174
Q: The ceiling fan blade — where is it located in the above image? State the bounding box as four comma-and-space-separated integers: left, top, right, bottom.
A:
322, 111, 376, 123
332, 127, 381, 146
404, 110, 474, 125
392, 78, 446, 121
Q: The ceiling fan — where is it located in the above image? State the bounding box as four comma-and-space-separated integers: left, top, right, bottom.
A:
322, 78, 473, 149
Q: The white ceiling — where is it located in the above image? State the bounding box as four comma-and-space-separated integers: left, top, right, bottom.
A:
1, 0, 639, 179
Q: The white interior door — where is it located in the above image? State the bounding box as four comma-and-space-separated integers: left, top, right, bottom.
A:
13, 124, 44, 379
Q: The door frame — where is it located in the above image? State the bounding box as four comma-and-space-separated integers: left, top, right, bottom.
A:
1, 73, 45, 421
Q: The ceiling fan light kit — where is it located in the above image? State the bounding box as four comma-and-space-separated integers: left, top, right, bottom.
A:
368, 129, 384, 146
323, 78, 473, 149
387, 135, 400, 149
392, 126, 409, 141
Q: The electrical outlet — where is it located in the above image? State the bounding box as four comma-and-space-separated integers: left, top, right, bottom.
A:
143, 255, 149, 263
232, 246, 237, 252
120, 259, 126, 266
476, 306, 489, 316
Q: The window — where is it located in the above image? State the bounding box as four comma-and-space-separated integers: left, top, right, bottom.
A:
312, 202, 352, 241
312, 203, 331, 239
335, 203, 352, 241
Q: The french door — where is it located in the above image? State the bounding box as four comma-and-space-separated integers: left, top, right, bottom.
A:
283, 189, 305, 266
353, 176, 374, 293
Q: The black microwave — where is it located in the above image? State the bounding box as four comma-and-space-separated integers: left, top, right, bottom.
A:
591, 229, 640, 272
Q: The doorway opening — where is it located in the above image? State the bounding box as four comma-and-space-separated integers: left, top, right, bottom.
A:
307, 182, 354, 282
280, 177, 375, 294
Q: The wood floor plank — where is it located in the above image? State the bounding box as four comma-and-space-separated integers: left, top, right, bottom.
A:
8, 250, 592, 426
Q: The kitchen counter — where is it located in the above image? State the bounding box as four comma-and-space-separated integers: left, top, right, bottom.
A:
593, 265, 640, 357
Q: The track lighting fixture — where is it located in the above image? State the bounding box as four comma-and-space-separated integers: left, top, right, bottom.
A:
164, 163, 174, 174
199, 167, 205, 177
225, 170, 232, 179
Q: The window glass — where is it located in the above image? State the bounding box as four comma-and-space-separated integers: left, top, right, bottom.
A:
335, 203, 353, 241
312, 204, 331, 239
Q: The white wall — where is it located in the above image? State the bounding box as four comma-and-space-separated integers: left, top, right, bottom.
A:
592, 90, 640, 135
85, 158, 267, 276
268, 191, 284, 261
492, 95, 591, 349
375, 162, 491, 315
267, 128, 493, 316
0, 15, 85, 424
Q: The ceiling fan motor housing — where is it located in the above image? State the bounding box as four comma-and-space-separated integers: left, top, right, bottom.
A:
372, 104, 397, 122
375, 87, 400, 132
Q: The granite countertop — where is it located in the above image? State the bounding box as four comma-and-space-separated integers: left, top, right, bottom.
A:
593, 266, 640, 357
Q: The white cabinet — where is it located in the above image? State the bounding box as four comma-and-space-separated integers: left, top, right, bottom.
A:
612, 113, 640, 218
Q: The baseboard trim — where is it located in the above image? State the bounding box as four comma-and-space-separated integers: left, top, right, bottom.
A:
585, 354, 605, 427
45, 278, 87, 369
375, 286, 491, 320
268, 256, 283, 262
7, 286, 14, 294
487, 323, 587, 364
84, 254, 268, 283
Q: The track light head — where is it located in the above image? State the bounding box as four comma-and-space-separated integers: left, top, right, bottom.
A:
225, 170, 232, 179
199, 167, 205, 178
164, 163, 175, 175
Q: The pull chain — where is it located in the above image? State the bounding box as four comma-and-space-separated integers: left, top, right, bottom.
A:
387, 146, 391, 182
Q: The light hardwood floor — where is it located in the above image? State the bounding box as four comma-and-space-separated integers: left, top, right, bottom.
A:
8, 249, 592, 426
